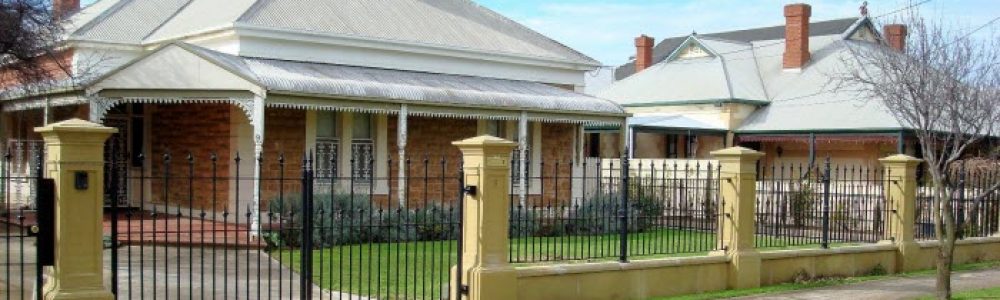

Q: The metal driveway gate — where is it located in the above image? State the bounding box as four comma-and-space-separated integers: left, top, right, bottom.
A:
1, 150, 52, 300
108, 153, 464, 299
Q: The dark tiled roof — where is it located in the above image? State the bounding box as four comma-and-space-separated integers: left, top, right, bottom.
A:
614, 18, 858, 80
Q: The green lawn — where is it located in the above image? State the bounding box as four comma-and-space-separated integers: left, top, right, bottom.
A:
655, 261, 1000, 300
271, 230, 856, 299
922, 286, 1000, 299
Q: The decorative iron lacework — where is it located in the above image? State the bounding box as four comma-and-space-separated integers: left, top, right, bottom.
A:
89, 97, 255, 125
1, 95, 88, 112
351, 140, 375, 183
5, 139, 43, 208
511, 147, 531, 189
315, 139, 338, 179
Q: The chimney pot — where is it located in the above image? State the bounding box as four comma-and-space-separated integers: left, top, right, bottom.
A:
884, 24, 908, 52
53, 0, 80, 20
634, 35, 655, 72
783, 3, 812, 69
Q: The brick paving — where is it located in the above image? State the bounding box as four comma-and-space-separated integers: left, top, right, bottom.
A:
103, 211, 265, 249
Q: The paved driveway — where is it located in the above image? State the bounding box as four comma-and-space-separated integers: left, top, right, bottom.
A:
105, 245, 334, 299
1, 225, 38, 300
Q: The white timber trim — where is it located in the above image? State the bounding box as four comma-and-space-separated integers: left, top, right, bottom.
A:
250, 94, 266, 236
397, 104, 408, 207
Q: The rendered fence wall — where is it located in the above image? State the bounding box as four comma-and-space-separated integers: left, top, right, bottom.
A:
454, 145, 1000, 300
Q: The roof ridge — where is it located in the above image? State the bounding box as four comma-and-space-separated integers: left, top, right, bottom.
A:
140, 0, 196, 42
682, 17, 860, 42
69, 0, 133, 38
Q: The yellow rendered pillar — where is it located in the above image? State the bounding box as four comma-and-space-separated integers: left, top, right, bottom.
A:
35, 119, 116, 300
711, 146, 764, 289
879, 154, 922, 272
452, 135, 518, 300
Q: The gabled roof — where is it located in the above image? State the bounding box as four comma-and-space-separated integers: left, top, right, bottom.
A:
87, 43, 625, 121
596, 36, 767, 106
736, 39, 906, 133
68, 0, 598, 65
597, 16, 912, 133
614, 18, 858, 80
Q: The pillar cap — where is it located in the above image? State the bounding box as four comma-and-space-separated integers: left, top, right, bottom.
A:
711, 146, 765, 159
34, 118, 117, 135
452, 135, 517, 149
879, 154, 923, 164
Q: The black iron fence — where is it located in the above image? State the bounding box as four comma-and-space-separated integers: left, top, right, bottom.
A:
916, 165, 1000, 240
108, 152, 462, 299
1, 150, 48, 300
755, 160, 890, 248
508, 158, 722, 263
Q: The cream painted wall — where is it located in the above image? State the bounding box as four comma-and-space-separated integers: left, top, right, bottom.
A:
759, 140, 899, 167
624, 103, 758, 132
231, 106, 254, 213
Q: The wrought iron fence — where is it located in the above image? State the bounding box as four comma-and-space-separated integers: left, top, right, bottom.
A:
1, 150, 46, 300
916, 165, 1000, 240
508, 157, 722, 263
107, 151, 462, 299
755, 160, 889, 248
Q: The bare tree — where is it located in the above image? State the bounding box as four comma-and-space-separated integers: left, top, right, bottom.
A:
0, 0, 73, 97
839, 9, 1000, 300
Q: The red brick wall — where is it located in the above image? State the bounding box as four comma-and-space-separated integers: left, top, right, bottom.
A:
260, 108, 305, 207
783, 4, 812, 69
387, 116, 476, 208
149, 104, 232, 211
0, 50, 73, 90
528, 123, 575, 206
147, 106, 305, 211
383, 117, 577, 208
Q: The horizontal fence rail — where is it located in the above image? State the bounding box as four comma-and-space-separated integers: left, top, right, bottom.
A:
508, 157, 722, 263
755, 160, 889, 249
916, 166, 1000, 240
108, 151, 461, 300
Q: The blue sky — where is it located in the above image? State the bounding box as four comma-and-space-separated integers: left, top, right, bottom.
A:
79, 0, 997, 66
475, 0, 999, 66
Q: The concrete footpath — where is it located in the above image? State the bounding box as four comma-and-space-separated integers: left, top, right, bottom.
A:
735, 268, 1000, 300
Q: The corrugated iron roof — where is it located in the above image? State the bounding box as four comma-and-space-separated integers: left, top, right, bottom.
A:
97, 43, 624, 116
736, 39, 906, 132
629, 115, 726, 132
596, 37, 767, 105
615, 18, 859, 80
68, 0, 598, 65
70, 0, 191, 44
236, 0, 597, 64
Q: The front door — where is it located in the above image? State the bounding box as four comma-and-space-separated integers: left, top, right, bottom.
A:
103, 104, 145, 208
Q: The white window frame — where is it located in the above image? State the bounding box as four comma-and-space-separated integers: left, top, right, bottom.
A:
312, 111, 388, 195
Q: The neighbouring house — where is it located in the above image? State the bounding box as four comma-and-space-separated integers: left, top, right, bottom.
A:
0, 0, 627, 218
592, 3, 925, 167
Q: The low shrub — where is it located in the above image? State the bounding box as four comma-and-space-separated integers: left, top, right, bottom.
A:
264, 193, 458, 249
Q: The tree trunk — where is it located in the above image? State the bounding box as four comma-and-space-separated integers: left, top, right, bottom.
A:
934, 183, 958, 300
935, 239, 955, 299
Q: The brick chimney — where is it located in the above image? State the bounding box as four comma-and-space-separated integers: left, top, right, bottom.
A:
783, 3, 812, 69
883, 24, 908, 52
634, 35, 654, 72
53, 0, 80, 20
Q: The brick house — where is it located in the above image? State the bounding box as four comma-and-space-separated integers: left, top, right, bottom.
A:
0, 0, 627, 221
592, 3, 927, 167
